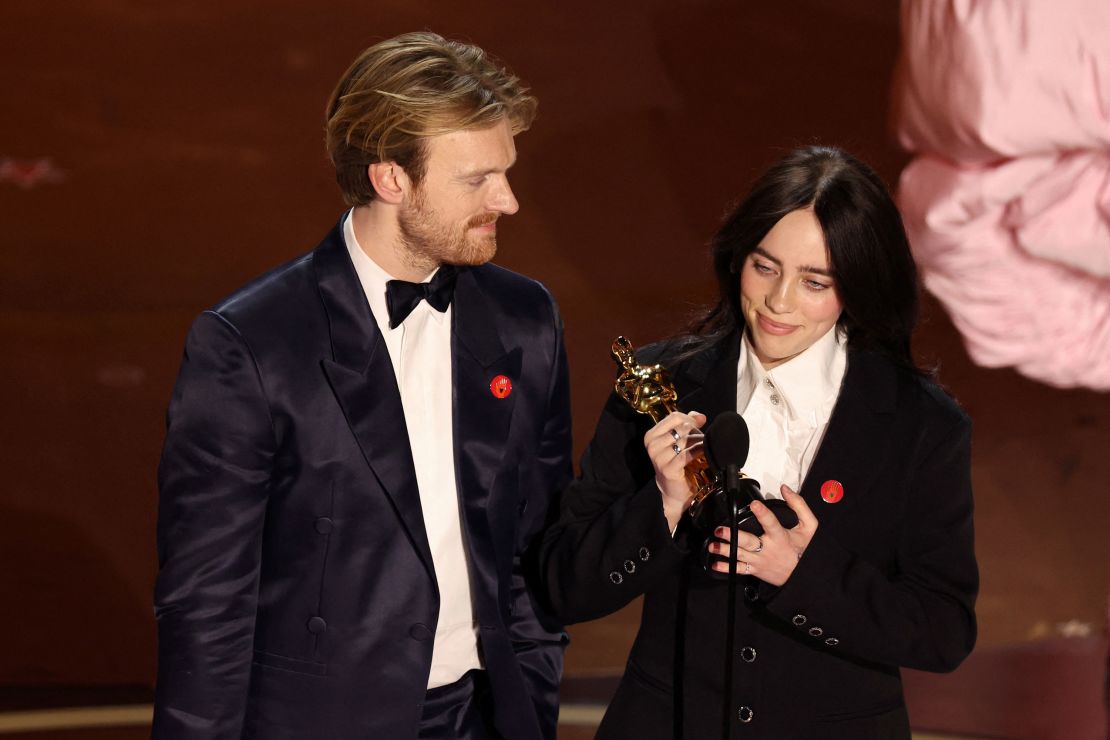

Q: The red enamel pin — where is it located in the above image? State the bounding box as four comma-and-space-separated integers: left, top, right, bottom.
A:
820, 480, 844, 504
490, 374, 513, 399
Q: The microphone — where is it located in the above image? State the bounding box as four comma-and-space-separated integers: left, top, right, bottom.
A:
704, 411, 749, 473
693, 411, 799, 576
702, 414, 752, 740
698, 412, 803, 740
703, 412, 758, 512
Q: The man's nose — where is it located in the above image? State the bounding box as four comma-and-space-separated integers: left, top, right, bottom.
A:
489, 176, 519, 215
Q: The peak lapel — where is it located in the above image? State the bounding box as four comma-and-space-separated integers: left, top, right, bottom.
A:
800, 351, 899, 519
451, 269, 519, 586
679, 337, 742, 423
314, 223, 435, 577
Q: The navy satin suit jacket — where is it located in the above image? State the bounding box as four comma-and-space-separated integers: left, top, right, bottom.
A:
153, 219, 572, 740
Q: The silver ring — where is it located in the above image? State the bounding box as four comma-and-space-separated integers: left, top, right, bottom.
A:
670, 428, 681, 441
751, 537, 763, 554
672, 443, 682, 456
744, 561, 752, 574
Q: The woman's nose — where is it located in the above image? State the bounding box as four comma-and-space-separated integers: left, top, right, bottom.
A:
764, 281, 793, 313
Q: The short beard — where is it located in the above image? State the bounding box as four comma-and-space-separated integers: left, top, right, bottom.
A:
397, 191, 498, 274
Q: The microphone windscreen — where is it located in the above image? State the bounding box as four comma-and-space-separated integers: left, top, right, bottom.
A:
705, 411, 750, 470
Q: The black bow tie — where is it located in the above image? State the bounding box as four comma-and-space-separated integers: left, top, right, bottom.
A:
385, 265, 458, 329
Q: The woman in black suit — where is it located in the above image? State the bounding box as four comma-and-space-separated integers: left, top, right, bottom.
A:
540, 146, 978, 739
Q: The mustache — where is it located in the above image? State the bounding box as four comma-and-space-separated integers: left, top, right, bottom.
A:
467, 213, 498, 229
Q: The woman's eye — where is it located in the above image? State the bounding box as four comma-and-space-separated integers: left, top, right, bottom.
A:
805, 279, 832, 291
752, 261, 775, 274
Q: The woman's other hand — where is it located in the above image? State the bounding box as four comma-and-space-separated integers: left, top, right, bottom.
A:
707, 484, 818, 586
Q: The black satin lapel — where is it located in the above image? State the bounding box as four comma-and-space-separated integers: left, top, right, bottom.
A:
451, 270, 518, 598
313, 219, 377, 371
315, 223, 435, 577
800, 351, 898, 521
451, 269, 506, 368
322, 353, 435, 579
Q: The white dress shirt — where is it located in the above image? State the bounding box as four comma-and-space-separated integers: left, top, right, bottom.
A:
344, 212, 482, 689
736, 325, 847, 499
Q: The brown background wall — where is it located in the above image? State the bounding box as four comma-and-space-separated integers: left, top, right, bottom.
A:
1, 0, 1107, 697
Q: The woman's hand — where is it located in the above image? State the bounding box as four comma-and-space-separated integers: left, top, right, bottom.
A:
707, 484, 818, 586
643, 411, 706, 531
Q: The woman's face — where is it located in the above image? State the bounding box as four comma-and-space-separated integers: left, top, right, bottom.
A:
739, 208, 843, 369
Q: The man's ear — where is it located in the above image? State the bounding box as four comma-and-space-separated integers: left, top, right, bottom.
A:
368, 161, 408, 205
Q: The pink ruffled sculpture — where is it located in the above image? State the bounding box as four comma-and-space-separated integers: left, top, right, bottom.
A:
895, 0, 1110, 389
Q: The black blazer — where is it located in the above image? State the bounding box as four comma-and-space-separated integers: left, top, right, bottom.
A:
540, 336, 977, 740
153, 219, 572, 740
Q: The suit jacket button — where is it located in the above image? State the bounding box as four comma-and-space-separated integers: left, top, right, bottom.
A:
638, 546, 651, 561
744, 586, 759, 602
314, 517, 334, 534
739, 646, 757, 663
737, 706, 754, 723
409, 623, 433, 641
808, 626, 824, 637
307, 616, 327, 634
623, 560, 636, 574
792, 614, 807, 626
609, 571, 624, 585
825, 637, 839, 646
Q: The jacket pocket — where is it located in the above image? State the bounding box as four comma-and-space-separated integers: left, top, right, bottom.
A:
816, 701, 905, 722
624, 658, 673, 697
252, 649, 328, 676
814, 704, 911, 740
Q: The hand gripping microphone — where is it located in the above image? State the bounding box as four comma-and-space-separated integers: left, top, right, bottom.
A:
694, 412, 799, 575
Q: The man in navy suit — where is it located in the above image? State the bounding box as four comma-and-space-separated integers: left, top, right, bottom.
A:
153, 32, 571, 740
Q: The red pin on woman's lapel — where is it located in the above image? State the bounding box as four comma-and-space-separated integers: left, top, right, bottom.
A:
820, 479, 844, 504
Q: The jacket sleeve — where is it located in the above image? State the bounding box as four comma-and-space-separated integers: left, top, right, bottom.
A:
152, 311, 276, 740
539, 387, 689, 626
765, 415, 978, 672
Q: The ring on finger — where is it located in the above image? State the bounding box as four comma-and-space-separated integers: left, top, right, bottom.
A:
744, 561, 752, 574
670, 428, 681, 441
672, 443, 682, 456
751, 536, 763, 554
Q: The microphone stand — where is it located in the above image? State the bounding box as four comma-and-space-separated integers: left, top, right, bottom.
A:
721, 463, 740, 740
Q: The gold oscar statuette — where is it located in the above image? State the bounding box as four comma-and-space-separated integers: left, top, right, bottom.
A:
611, 336, 715, 511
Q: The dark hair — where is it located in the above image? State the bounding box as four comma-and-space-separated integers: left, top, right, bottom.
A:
685, 145, 922, 373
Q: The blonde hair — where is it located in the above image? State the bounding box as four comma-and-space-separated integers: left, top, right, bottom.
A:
325, 32, 537, 206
